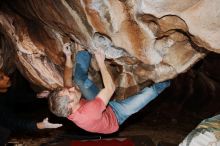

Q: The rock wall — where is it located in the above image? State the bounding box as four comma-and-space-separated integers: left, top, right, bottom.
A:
0, 0, 219, 99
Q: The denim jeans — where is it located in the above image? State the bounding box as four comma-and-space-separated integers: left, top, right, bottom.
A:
74, 51, 170, 125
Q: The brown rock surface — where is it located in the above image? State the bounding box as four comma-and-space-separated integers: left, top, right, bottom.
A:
1, 0, 219, 98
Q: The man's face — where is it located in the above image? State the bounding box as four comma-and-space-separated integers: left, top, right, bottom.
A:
0, 71, 11, 93
58, 86, 81, 110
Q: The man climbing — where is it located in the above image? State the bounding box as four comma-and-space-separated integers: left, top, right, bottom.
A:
47, 42, 170, 134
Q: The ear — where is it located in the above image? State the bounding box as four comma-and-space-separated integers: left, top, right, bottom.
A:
68, 86, 75, 92
37, 90, 50, 98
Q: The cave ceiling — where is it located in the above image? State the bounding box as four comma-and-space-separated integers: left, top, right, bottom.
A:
0, 0, 219, 99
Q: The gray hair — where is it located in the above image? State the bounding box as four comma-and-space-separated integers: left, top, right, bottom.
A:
48, 88, 72, 117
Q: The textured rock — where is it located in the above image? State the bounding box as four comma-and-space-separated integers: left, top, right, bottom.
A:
1, 0, 219, 98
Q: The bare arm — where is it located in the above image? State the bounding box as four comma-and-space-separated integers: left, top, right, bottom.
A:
95, 49, 115, 106
36, 117, 62, 129
63, 43, 73, 88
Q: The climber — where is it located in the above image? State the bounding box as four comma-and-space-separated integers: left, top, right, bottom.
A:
44, 42, 170, 134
